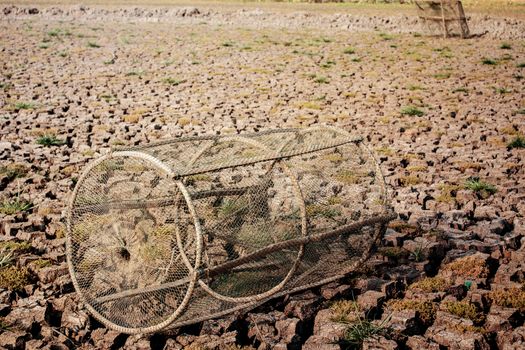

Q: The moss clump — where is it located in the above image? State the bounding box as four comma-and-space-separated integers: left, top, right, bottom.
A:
330, 300, 361, 323
378, 246, 410, 260
444, 301, 485, 324
306, 204, 341, 219
488, 287, 525, 311
387, 299, 437, 325
31, 259, 52, 270
334, 170, 360, 184
150, 225, 175, 238
0, 163, 28, 182
436, 184, 461, 203
0, 241, 32, 253
442, 255, 489, 279
0, 317, 10, 330
399, 175, 421, 187
388, 221, 421, 237
409, 277, 451, 293
0, 266, 30, 291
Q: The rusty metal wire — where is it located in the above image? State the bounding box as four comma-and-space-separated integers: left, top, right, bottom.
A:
66, 126, 394, 334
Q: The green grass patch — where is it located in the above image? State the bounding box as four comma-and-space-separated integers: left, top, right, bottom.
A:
36, 135, 65, 147
482, 58, 497, 65
163, 78, 187, 86
508, 136, 525, 149
313, 75, 329, 84
465, 177, 497, 196
87, 41, 101, 48
13, 102, 35, 110
400, 106, 424, 117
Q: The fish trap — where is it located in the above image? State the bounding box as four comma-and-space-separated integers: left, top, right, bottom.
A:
66, 126, 395, 334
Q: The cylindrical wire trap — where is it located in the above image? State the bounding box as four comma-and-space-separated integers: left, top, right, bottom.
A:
66, 126, 395, 334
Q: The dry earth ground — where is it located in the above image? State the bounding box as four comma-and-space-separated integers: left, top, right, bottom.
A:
0, 2, 525, 350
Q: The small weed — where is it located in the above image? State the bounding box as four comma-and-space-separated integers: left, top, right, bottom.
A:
452, 87, 469, 93
313, 75, 329, 84
482, 58, 497, 65
57, 51, 68, 57
14, 102, 35, 110
39, 43, 50, 49
343, 316, 391, 347
465, 177, 497, 197
508, 136, 525, 149
47, 29, 61, 37
87, 41, 101, 48
218, 199, 246, 219
0, 318, 10, 330
0, 248, 14, 268
320, 61, 336, 68
500, 43, 512, 50
0, 197, 32, 215
517, 62, 525, 68
125, 71, 142, 76
0, 82, 12, 90
344, 47, 355, 54
379, 33, 394, 41
400, 106, 424, 117
163, 77, 187, 86
495, 87, 511, 94
434, 72, 451, 79
221, 41, 234, 47
410, 244, 426, 262
351, 57, 361, 63
36, 135, 65, 147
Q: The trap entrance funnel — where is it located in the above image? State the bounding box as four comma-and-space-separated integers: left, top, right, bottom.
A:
66, 126, 395, 334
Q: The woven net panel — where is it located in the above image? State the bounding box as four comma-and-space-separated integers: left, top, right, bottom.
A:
67, 155, 199, 333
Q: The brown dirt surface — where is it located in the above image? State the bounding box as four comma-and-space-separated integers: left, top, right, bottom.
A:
0, 1, 524, 349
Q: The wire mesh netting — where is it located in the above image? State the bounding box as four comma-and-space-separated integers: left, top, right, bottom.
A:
66, 126, 395, 334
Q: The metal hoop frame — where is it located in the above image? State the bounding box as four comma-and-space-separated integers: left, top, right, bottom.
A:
66, 151, 202, 334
